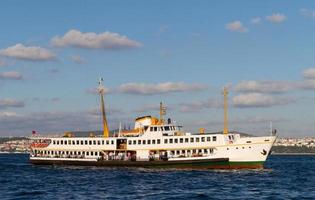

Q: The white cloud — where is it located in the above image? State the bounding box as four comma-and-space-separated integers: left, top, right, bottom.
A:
266, 13, 287, 23
234, 80, 294, 93
299, 79, 315, 90
70, 55, 86, 64
117, 82, 207, 95
0, 99, 25, 109
0, 112, 19, 118
0, 71, 23, 80
51, 29, 142, 49
0, 44, 55, 61
225, 21, 248, 33
302, 68, 315, 79
299, 8, 315, 18
232, 93, 295, 108
179, 99, 222, 113
251, 17, 261, 24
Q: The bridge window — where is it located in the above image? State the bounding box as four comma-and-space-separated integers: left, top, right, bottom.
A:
190, 138, 194, 143
150, 127, 154, 132
154, 127, 157, 132
180, 138, 183, 143
148, 140, 151, 145
201, 137, 205, 142
138, 140, 141, 145
143, 140, 146, 145
164, 126, 170, 131
185, 138, 188, 143
170, 139, 173, 144
133, 140, 136, 145
164, 139, 168, 144
157, 139, 161, 144
207, 137, 211, 142
213, 136, 217, 141
152, 140, 156, 144
174, 139, 178, 143
196, 138, 200, 142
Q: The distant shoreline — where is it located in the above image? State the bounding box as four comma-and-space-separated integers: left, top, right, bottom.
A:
271, 152, 315, 156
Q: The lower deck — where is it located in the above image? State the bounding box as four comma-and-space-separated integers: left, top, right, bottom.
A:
29, 156, 264, 169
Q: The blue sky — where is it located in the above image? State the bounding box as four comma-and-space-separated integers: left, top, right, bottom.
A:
1, 1, 315, 137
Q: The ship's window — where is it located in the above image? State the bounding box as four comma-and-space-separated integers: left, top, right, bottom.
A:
198, 149, 202, 153
164, 126, 170, 131
89, 141, 92, 145
80, 141, 83, 145
74, 151, 77, 155
102, 140, 104, 145
185, 138, 188, 143
77, 140, 79, 145
213, 136, 217, 141
57, 141, 60, 145
128, 140, 132, 145
152, 140, 156, 144
91, 152, 93, 156
85, 140, 87, 145
150, 127, 154, 132
180, 138, 183, 143
236, 147, 238, 149
133, 140, 136, 145
111, 140, 114, 145
190, 138, 194, 143
170, 139, 173, 143
161, 127, 165, 131
210, 149, 214, 154
242, 147, 245, 149
98, 141, 100, 145
207, 137, 211, 142
143, 140, 146, 145
192, 149, 196, 154
86, 152, 89, 156
93, 141, 96, 145
204, 149, 208, 153
196, 138, 200, 142
78, 151, 81, 155
249, 146, 251, 149
138, 140, 141, 145
152, 127, 157, 132
201, 137, 205, 142
106, 140, 109, 145
65, 141, 68, 145
174, 139, 178, 143
227, 148, 229, 150
53, 140, 56, 145
171, 150, 175, 155
187, 150, 191, 154
147, 140, 151, 145
61, 140, 63, 145
181, 150, 185, 154
164, 139, 168, 144
176, 150, 180, 155
72, 141, 75, 145
95, 152, 98, 156
157, 139, 161, 144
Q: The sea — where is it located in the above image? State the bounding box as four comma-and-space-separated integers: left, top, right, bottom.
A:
0, 154, 314, 200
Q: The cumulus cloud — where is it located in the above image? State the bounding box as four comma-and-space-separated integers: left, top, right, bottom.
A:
70, 55, 86, 64
302, 68, 315, 79
266, 13, 287, 23
117, 82, 207, 95
234, 80, 294, 93
299, 8, 315, 18
225, 21, 248, 33
0, 44, 55, 61
51, 29, 142, 49
0, 71, 23, 80
232, 93, 295, 108
179, 99, 222, 113
251, 17, 261, 24
0, 99, 25, 109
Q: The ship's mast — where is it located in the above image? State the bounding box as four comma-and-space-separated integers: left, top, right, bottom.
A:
223, 87, 229, 135
159, 102, 166, 125
98, 78, 109, 138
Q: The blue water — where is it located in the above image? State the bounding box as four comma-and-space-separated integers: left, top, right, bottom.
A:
0, 154, 314, 200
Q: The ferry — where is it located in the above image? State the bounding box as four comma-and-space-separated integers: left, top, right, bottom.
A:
29, 79, 277, 169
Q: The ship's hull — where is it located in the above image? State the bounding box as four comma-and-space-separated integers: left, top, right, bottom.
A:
30, 157, 264, 169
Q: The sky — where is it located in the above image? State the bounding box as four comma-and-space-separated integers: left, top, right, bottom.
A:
0, 0, 315, 137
